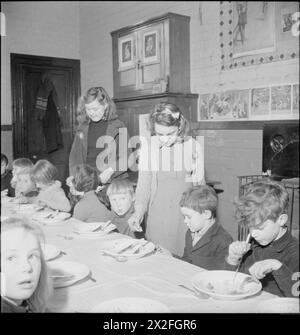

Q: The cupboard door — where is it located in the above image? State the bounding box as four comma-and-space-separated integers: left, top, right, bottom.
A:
117, 32, 137, 95
137, 23, 166, 93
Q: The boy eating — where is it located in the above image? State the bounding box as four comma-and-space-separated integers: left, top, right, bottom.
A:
107, 179, 144, 239
179, 185, 233, 269
226, 180, 299, 297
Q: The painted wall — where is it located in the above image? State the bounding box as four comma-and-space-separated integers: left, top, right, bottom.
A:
1, 1, 80, 160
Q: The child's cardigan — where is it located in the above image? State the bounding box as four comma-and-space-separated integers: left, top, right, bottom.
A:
35, 180, 71, 212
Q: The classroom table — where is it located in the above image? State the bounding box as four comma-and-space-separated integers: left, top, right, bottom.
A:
1, 201, 286, 313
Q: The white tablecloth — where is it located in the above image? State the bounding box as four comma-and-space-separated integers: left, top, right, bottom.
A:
1, 203, 279, 313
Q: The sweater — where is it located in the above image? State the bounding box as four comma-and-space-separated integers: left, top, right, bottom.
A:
69, 118, 131, 182
73, 190, 111, 222
1, 169, 15, 197
34, 180, 71, 212
182, 222, 233, 270
224, 230, 299, 297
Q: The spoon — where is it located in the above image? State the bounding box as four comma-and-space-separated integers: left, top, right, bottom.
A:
233, 233, 251, 284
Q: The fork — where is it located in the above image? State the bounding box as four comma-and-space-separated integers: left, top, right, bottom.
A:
178, 284, 210, 299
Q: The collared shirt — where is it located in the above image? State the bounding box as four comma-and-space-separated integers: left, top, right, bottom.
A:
191, 220, 215, 247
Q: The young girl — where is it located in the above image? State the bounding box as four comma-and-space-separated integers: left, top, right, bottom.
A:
31, 159, 71, 212
128, 102, 205, 256
68, 164, 111, 222
69, 86, 131, 185
1, 216, 52, 312
11, 158, 34, 197
14, 167, 39, 203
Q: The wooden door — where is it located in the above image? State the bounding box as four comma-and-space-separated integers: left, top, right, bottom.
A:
11, 54, 80, 193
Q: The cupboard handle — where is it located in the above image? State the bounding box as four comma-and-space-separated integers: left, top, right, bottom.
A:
137, 60, 143, 69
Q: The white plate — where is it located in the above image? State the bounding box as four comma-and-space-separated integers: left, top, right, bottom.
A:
192, 270, 262, 300
100, 238, 156, 260
256, 298, 300, 313
41, 243, 61, 261
34, 212, 71, 225
73, 222, 116, 238
91, 297, 170, 313
47, 261, 90, 288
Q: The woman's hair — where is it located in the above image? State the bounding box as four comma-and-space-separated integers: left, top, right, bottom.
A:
1, 153, 9, 166
106, 178, 135, 198
148, 102, 190, 140
73, 164, 99, 193
12, 158, 33, 169
234, 180, 289, 227
1, 216, 52, 312
31, 160, 57, 185
179, 185, 218, 218
76, 86, 118, 125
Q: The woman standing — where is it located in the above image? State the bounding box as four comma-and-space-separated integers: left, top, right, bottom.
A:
128, 103, 205, 256
69, 87, 130, 190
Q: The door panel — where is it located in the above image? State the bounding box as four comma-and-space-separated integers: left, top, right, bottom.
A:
11, 54, 80, 194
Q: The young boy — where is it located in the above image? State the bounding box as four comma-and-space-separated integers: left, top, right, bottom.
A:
1, 153, 14, 197
15, 167, 39, 203
107, 179, 144, 239
179, 185, 233, 270
225, 180, 299, 297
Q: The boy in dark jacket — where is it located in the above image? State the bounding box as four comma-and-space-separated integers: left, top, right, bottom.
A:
179, 185, 233, 270
225, 180, 299, 297
1, 153, 14, 197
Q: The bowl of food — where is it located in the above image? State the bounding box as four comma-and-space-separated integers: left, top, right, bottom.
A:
192, 270, 262, 300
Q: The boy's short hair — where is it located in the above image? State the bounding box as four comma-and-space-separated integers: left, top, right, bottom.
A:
179, 185, 218, 218
235, 180, 289, 227
12, 158, 33, 169
106, 179, 135, 198
1, 153, 9, 166
73, 164, 99, 192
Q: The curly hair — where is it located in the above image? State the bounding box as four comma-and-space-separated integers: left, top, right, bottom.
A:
76, 86, 118, 125
148, 102, 191, 141
234, 180, 289, 228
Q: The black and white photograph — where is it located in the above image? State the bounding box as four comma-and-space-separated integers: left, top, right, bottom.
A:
0, 1, 299, 322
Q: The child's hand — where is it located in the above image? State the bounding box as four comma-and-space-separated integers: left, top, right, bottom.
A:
249, 259, 282, 280
227, 241, 251, 265
66, 176, 74, 188
1, 189, 8, 197
128, 214, 143, 232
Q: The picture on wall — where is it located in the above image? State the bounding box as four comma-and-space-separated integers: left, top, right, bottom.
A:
233, 1, 276, 58
198, 90, 249, 121
280, 3, 299, 33
118, 35, 135, 71
142, 30, 159, 63
250, 87, 270, 118
271, 85, 292, 115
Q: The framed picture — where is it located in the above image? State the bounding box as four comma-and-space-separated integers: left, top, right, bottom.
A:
219, 1, 299, 70
232, 1, 276, 58
118, 35, 135, 71
142, 30, 159, 64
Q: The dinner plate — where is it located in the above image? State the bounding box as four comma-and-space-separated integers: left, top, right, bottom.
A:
73, 222, 116, 238
192, 270, 262, 300
34, 212, 71, 225
47, 261, 90, 288
256, 298, 300, 313
91, 297, 170, 313
41, 243, 61, 261
100, 238, 156, 260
